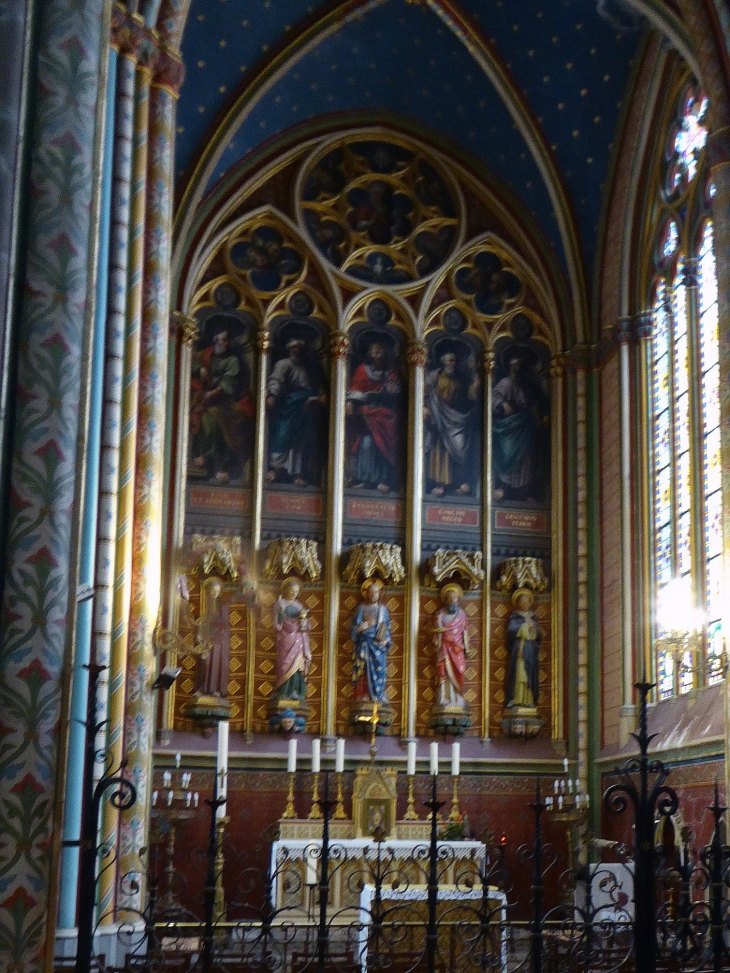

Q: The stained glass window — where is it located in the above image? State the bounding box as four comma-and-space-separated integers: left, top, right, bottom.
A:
650, 81, 720, 699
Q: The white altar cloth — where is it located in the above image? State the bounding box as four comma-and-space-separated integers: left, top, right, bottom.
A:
357, 883, 507, 973
270, 838, 486, 909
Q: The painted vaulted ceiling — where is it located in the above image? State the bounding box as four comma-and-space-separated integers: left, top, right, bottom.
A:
174, 0, 672, 290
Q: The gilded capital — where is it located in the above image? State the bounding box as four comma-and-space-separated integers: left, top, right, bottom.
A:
257, 327, 271, 353
152, 46, 185, 97
407, 339, 427, 369
172, 311, 199, 346
483, 350, 496, 374
550, 352, 570, 378
330, 332, 350, 360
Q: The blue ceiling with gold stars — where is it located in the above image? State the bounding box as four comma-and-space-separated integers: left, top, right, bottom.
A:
176, 0, 643, 276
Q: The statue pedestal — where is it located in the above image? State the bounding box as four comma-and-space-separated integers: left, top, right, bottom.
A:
268, 695, 309, 733
349, 699, 395, 733
429, 703, 472, 735
181, 693, 231, 727
501, 705, 543, 739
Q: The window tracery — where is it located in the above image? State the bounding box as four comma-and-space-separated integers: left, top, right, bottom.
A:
648, 81, 720, 697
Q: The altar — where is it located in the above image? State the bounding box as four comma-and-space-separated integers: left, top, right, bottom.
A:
270, 837, 487, 912
357, 884, 507, 972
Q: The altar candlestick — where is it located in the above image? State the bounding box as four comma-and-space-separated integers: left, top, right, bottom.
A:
311, 738, 321, 774
287, 738, 297, 774
430, 742, 439, 776
335, 738, 345, 774
451, 742, 460, 777
407, 740, 417, 777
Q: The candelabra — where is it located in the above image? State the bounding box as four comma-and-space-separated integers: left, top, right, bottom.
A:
545, 761, 589, 875
151, 770, 199, 912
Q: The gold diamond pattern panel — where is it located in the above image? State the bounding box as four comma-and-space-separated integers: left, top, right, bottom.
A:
335, 587, 405, 735
252, 582, 325, 733
173, 574, 250, 731
489, 593, 552, 737
415, 591, 483, 736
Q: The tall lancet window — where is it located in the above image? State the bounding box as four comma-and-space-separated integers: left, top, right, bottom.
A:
649, 82, 721, 698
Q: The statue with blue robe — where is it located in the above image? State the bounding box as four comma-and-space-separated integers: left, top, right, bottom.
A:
351, 577, 391, 703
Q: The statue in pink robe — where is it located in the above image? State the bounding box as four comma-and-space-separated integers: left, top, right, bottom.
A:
273, 577, 312, 701
433, 583, 470, 709
194, 578, 231, 697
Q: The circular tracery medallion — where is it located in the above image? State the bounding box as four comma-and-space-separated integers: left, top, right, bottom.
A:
298, 138, 461, 286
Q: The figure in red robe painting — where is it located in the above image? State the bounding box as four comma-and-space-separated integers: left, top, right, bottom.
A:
346, 339, 404, 493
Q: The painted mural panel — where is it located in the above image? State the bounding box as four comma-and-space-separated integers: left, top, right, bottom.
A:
346, 311, 407, 498
492, 325, 551, 507
265, 295, 329, 490
189, 302, 256, 487
424, 321, 482, 501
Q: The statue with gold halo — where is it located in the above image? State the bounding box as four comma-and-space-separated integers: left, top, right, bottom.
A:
505, 587, 541, 710
433, 583, 470, 708
273, 577, 311, 702
349, 577, 395, 732
430, 583, 472, 733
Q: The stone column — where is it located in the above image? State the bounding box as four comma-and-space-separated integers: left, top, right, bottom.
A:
161, 311, 198, 736
322, 332, 349, 740
634, 311, 654, 685
245, 324, 270, 737
93, 13, 145, 786
550, 353, 569, 741
118, 39, 182, 911
616, 319, 637, 744
573, 348, 589, 789
99, 20, 155, 918
0, 0, 107, 965
481, 350, 495, 739
404, 338, 426, 740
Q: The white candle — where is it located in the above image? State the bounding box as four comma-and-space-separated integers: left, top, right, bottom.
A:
194, 792, 199, 808
306, 853, 317, 886
558, 795, 563, 810
335, 738, 345, 774
163, 771, 171, 788
152, 790, 158, 806
186, 792, 191, 808
563, 757, 568, 774
553, 779, 558, 794
311, 738, 321, 774
451, 742, 460, 777
407, 740, 417, 777
216, 720, 229, 821
167, 790, 173, 806
287, 737, 297, 774
430, 742, 439, 776
568, 779, 574, 794
585, 792, 590, 808
175, 752, 181, 768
